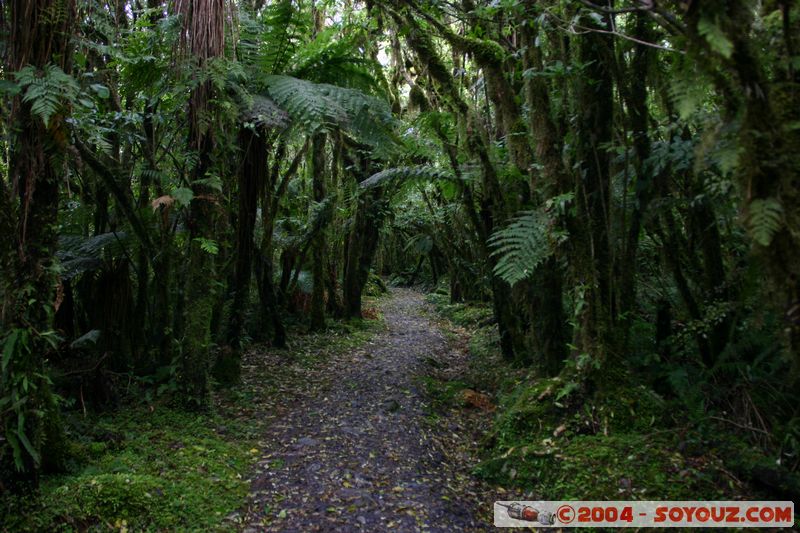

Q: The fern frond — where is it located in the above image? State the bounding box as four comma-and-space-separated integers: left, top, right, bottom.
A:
403, 234, 433, 255
263, 74, 348, 130
668, 64, 710, 120
279, 198, 335, 252
332, 87, 397, 154
57, 232, 130, 279
747, 197, 783, 247
306, 197, 334, 238
489, 210, 563, 286
263, 75, 397, 151
359, 166, 455, 189
256, 0, 310, 76
289, 28, 381, 93
15, 64, 80, 127
241, 94, 290, 129
697, 17, 733, 59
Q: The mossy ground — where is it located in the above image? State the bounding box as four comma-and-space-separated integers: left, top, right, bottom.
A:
1, 302, 384, 532
424, 293, 769, 503
3, 408, 255, 532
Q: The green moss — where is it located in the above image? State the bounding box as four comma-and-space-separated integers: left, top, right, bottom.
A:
492, 377, 567, 447
424, 292, 449, 307
0, 408, 254, 531
419, 375, 469, 411
213, 350, 243, 386
597, 384, 666, 433
457, 35, 506, 65
476, 432, 729, 500
364, 272, 388, 296
468, 324, 500, 359
426, 292, 744, 503
424, 294, 494, 327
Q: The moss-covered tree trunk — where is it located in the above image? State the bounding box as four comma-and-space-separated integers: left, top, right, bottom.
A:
684, 0, 800, 364
617, 11, 654, 342
309, 131, 327, 331
255, 141, 308, 346
219, 125, 266, 382
389, 5, 523, 361
343, 150, 385, 319
343, 189, 385, 319
179, 0, 224, 408
572, 11, 616, 368
0, 0, 76, 491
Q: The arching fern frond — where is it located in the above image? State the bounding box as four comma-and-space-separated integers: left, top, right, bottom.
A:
255, 0, 310, 77
359, 166, 455, 189
306, 197, 335, 240
275, 198, 335, 253
263, 75, 397, 152
289, 28, 380, 94
489, 210, 566, 286
263, 74, 349, 130
57, 232, 130, 279
241, 94, 291, 129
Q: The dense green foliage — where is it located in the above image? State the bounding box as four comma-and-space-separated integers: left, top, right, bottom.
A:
1, 0, 799, 526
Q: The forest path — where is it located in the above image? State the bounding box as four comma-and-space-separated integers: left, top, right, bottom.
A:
239, 288, 492, 532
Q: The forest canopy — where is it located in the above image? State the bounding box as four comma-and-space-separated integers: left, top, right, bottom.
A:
1, 0, 799, 529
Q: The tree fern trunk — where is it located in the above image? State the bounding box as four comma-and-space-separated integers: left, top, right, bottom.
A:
179, 0, 225, 408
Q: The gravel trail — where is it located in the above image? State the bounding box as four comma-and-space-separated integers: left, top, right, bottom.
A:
240, 289, 494, 532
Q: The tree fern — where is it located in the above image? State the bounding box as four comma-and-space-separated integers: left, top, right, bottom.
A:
263, 74, 349, 130
404, 234, 433, 255
274, 198, 335, 253
318, 82, 396, 151
306, 197, 334, 240
241, 94, 290, 129
489, 210, 565, 286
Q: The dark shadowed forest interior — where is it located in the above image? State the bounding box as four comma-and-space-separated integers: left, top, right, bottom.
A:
1, 0, 799, 530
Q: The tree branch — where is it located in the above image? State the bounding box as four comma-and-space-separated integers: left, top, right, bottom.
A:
73, 137, 155, 254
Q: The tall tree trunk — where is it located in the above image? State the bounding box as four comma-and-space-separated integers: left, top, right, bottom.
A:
343, 151, 385, 319
343, 188, 385, 319
573, 11, 616, 368
0, 0, 76, 491
256, 140, 307, 348
309, 131, 327, 330
389, 6, 521, 360
518, 24, 570, 375
179, 0, 224, 408
218, 126, 265, 383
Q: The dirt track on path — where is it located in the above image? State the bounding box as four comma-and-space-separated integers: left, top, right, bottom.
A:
239, 289, 495, 532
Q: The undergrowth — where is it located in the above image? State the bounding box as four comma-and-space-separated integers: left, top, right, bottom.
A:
1, 307, 384, 532
424, 291, 796, 505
